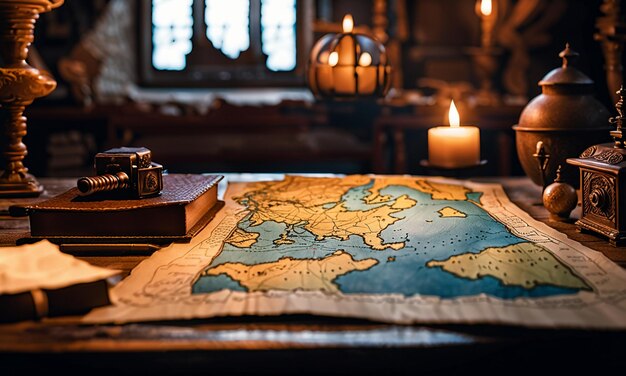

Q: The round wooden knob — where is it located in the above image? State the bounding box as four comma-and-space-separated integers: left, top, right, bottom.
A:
589, 188, 608, 210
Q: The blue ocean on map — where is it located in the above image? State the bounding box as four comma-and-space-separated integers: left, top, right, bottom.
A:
193, 181, 580, 299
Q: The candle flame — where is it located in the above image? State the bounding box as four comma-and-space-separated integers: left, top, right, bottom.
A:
328, 51, 339, 67
449, 100, 460, 128
480, 0, 492, 16
358, 52, 372, 67
342, 14, 354, 33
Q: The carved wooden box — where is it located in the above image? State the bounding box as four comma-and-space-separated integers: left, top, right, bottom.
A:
567, 143, 626, 246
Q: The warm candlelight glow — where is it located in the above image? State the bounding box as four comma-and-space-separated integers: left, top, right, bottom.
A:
328, 52, 339, 67
358, 52, 372, 67
449, 100, 460, 128
480, 0, 492, 16
319, 51, 329, 64
342, 14, 354, 33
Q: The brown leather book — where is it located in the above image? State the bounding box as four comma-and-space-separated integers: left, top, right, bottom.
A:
12, 174, 224, 245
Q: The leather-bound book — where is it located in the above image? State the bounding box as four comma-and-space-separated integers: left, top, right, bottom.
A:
0, 279, 113, 323
11, 174, 224, 245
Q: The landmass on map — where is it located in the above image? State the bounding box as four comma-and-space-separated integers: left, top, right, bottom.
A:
438, 207, 467, 218
234, 176, 478, 252
237, 176, 425, 251
426, 242, 591, 290
225, 228, 259, 248
364, 177, 473, 204
273, 233, 295, 245
202, 250, 378, 293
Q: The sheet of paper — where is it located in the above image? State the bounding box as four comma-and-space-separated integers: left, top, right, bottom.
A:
86, 175, 626, 328
0, 240, 120, 294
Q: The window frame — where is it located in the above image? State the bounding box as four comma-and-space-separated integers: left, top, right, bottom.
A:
138, 0, 313, 88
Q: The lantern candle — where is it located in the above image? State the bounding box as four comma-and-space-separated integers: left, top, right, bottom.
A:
316, 50, 334, 92
338, 14, 355, 64
332, 14, 356, 94
427, 100, 481, 168
307, 13, 391, 98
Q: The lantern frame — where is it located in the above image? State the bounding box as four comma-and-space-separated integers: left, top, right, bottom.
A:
306, 31, 392, 99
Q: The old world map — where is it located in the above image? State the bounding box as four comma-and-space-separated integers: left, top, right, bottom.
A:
86, 175, 626, 328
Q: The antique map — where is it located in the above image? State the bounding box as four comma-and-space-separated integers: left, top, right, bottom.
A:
86, 175, 626, 328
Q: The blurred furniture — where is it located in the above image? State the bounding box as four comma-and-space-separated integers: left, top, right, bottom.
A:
0, 175, 625, 375
24, 98, 530, 178
595, 0, 626, 104
106, 101, 372, 173
24, 99, 374, 176
24, 105, 113, 177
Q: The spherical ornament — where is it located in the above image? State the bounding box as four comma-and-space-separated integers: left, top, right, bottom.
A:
306, 14, 392, 99
543, 165, 578, 222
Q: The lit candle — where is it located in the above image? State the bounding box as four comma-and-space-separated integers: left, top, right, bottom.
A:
356, 52, 377, 93
315, 50, 334, 92
480, 0, 492, 17
427, 100, 481, 168
333, 14, 356, 94
338, 14, 355, 64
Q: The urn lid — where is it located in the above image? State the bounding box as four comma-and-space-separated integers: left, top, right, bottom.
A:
538, 44, 594, 90
514, 43, 610, 132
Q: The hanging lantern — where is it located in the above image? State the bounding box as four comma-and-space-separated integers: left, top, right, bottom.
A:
306, 14, 392, 99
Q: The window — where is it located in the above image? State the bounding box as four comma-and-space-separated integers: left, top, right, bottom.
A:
140, 0, 312, 87
151, 0, 193, 71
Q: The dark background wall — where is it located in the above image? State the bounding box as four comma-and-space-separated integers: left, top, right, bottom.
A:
30, 0, 611, 105
19, 0, 618, 178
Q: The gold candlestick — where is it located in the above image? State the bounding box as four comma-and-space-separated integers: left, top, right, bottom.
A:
0, 0, 63, 197
476, 0, 496, 48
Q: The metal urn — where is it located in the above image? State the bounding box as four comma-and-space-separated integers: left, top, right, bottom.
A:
513, 44, 611, 189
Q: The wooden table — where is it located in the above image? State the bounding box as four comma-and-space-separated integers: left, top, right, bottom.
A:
1, 176, 625, 375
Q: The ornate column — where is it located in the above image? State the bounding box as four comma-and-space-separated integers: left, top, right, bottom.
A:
0, 0, 63, 197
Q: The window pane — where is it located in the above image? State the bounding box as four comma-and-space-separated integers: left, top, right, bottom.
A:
205, 0, 250, 60
261, 0, 297, 71
152, 0, 193, 70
